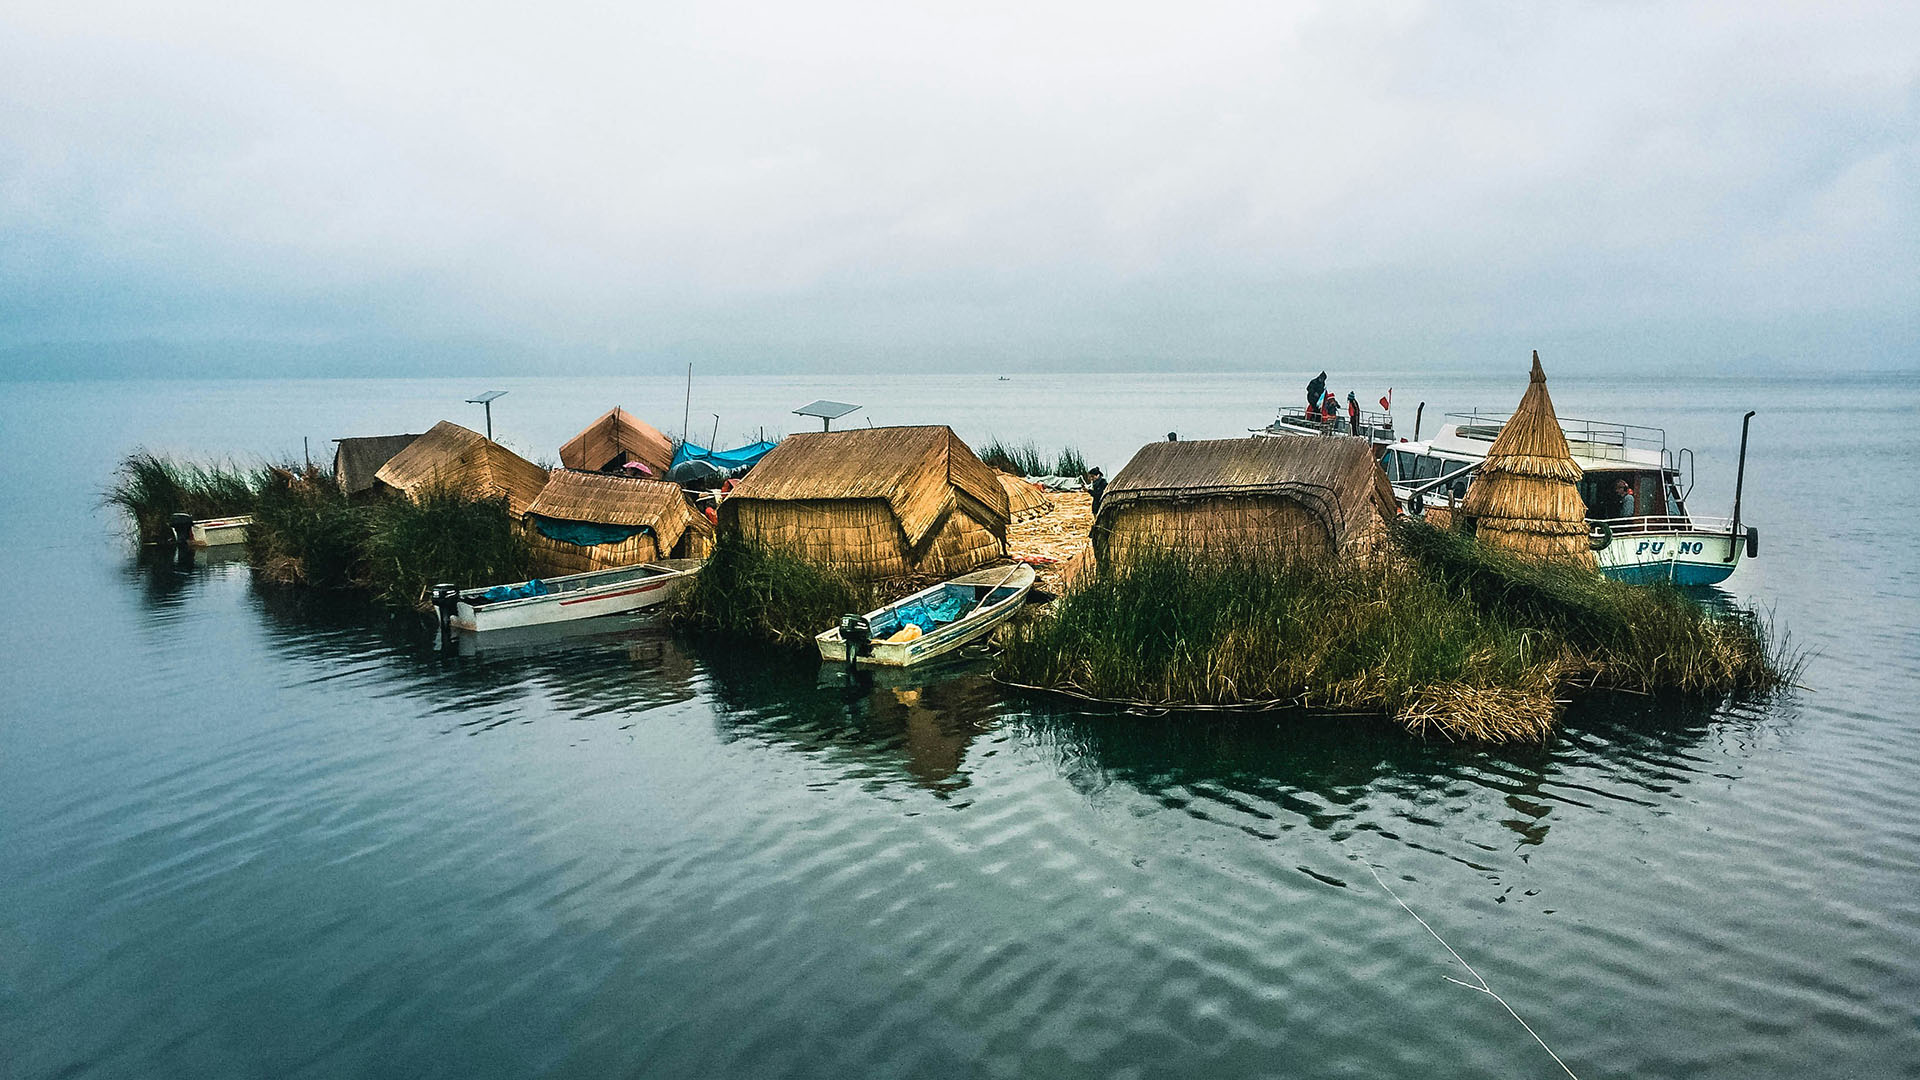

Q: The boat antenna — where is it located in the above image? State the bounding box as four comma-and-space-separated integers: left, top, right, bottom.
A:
682, 363, 693, 447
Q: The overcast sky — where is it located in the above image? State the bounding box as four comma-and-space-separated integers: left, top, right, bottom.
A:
2, 1, 1914, 377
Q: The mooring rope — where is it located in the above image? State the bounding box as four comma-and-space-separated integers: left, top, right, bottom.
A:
1349, 851, 1581, 1080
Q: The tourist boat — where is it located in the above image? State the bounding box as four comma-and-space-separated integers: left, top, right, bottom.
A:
1382, 412, 1759, 586
437, 559, 703, 633
190, 515, 253, 547
816, 564, 1037, 666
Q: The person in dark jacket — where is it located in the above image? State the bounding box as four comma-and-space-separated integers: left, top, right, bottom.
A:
1086, 468, 1107, 518
1306, 371, 1327, 416
1347, 391, 1362, 438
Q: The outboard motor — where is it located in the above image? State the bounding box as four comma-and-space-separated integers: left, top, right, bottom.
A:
838, 614, 871, 662
168, 512, 195, 549
429, 583, 461, 636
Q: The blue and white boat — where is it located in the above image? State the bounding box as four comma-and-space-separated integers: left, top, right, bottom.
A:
1380, 412, 1759, 587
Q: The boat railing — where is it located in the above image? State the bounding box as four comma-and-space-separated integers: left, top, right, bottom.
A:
1590, 514, 1740, 536
1447, 411, 1666, 462
1267, 406, 1395, 440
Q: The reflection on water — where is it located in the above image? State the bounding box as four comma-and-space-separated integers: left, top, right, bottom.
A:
703, 644, 1002, 796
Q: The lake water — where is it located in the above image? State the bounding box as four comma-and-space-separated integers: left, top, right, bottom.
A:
2, 369, 1917, 1079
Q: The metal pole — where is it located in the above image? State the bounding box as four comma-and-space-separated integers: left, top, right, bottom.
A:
1725, 410, 1754, 563
483, 401, 493, 442
683, 363, 693, 446
1414, 402, 1425, 441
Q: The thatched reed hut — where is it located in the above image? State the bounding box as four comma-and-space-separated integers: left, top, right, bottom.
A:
996, 473, 1052, 523
559, 407, 674, 477
1459, 352, 1597, 569
1092, 437, 1396, 566
372, 420, 550, 517
332, 433, 421, 498
719, 426, 1009, 579
524, 469, 713, 575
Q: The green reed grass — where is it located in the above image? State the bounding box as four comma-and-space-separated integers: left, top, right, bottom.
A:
999, 523, 1792, 741
247, 466, 367, 589
362, 483, 531, 608
247, 473, 529, 607
978, 438, 1089, 478
105, 451, 260, 542
670, 534, 876, 645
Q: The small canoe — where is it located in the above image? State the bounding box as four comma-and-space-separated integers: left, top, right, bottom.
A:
449, 559, 702, 632
816, 564, 1036, 667
191, 515, 254, 547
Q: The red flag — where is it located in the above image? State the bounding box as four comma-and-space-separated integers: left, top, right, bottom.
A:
1379, 388, 1392, 411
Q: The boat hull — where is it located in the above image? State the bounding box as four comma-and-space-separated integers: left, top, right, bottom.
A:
191, 516, 253, 547
1597, 530, 1743, 587
816, 565, 1036, 667
452, 561, 700, 632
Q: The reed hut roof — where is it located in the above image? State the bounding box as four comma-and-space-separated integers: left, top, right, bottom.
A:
1460, 352, 1595, 567
1100, 436, 1396, 545
373, 420, 550, 517
1475, 352, 1582, 482
558, 407, 674, 476
332, 433, 421, 496
724, 425, 1009, 544
528, 468, 704, 554
996, 472, 1052, 522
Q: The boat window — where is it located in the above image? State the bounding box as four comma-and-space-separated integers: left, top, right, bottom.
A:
1379, 449, 1397, 479
1415, 455, 1442, 481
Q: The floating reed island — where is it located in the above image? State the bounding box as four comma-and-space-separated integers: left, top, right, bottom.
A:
106, 366, 1788, 741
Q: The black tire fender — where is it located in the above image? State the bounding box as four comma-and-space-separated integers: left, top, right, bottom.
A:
1588, 520, 1613, 551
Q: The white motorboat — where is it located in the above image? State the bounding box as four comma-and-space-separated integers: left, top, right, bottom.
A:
1384, 412, 1759, 587
190, 515, 253, 547
440, 559, 703, 633
816, 564, 1037, 667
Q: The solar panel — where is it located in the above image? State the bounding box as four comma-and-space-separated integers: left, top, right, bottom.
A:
793, 399, 861, 420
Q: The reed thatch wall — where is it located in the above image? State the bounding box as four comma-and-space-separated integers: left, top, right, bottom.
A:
523, 468, 712, 576
1097, 495, 1334, 565
1092, 436, 1396, 567
997, 473, 1053, 522
719, 426, 1009, 579
373, 420, 549, 517
725, 497, 1000, 579
1459, 353, 1597, 569
558, 407, 674, 477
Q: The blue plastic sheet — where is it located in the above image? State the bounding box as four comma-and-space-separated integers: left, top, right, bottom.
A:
670, 440, 778, 471
889, 591, 971, 632
529, 515, 649, 547
479, 579, 546, 602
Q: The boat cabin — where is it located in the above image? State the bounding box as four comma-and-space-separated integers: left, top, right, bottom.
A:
1382, 412, 1694, 523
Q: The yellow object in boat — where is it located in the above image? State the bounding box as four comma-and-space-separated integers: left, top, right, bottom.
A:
884, 623, 924, 644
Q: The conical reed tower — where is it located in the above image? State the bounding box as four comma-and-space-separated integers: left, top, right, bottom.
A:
1459, 352, 1597, 569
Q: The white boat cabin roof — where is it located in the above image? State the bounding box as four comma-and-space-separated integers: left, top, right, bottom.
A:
1405, 413, 1670, 473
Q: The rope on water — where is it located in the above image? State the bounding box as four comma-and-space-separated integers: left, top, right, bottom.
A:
1348, 851, 1580, 1079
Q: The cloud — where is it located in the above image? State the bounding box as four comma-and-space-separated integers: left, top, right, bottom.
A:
1, 0, 1915, 373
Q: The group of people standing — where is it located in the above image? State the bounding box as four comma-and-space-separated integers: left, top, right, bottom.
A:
1304, 371, 1365, 438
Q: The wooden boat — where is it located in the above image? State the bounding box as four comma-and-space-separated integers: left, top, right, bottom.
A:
816, 564, 1036, 667
190, 515, 253, 547
445, 559, 702, 632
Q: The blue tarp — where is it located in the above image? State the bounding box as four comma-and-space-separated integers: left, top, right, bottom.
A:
887, 591, 972, 633
480, 579, 547, 602
529, 516, 650, 547
670, 440, 778, 471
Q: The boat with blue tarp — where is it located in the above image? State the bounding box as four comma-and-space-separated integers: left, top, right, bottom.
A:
816, 564, 1037, 666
